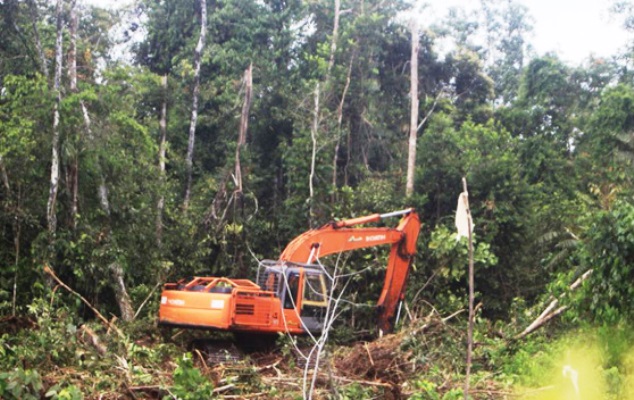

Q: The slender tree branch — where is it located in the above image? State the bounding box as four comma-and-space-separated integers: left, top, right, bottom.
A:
44, 265, 124, 338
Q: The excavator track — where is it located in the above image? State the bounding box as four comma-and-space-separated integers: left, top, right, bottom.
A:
190, 339, 242, 365
189, 333, 278, 366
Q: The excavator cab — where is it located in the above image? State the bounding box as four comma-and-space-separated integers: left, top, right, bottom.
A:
257, 261, 328, 333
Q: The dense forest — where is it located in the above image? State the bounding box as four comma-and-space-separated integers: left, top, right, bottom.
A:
1, 0, 634, 398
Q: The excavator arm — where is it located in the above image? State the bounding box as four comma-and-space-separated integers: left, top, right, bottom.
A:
279, 208, 421, 333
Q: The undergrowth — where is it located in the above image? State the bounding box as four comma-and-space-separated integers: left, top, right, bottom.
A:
1, 297, 633, 399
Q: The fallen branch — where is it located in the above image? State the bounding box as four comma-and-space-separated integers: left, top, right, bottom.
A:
364, 342, 375, 366
213, 384, 236, 394
128, 385, 161, 391
256, 359, 282, 374
194, 349, 209, 372
78, 325, 107, 356
44, 264, 124, 338
515, 269, 593, 340
442, 308, 467, 323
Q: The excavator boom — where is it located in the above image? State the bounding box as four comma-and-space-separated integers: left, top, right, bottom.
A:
280, 208, 421, 333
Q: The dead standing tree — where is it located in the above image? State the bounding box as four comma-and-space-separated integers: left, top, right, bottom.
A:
234, 63, 253, 199
406, 19, 419, 198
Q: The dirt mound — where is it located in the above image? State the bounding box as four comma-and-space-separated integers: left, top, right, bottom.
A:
335, 332, 414, 385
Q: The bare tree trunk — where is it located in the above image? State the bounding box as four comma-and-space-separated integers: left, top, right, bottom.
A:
47, 0, 63, 236
331, 55, 353, 203
183, 0, 207, 210
156, 75, 168, 247
309, 82, 320, 226
515, 269, 593, 340
234, 63, 252, 195
27, 0, 48, 80
108, 262, 135, 322
68, 0, 79, 228
406, 21, 419, 198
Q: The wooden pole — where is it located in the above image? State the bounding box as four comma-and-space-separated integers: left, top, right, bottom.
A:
462, 177, 474, 400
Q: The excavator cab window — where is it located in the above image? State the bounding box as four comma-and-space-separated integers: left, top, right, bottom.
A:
299, 271, 327, 332
302, 273, 327, 308
258, 269, 281, 293
283, 272, 300, 309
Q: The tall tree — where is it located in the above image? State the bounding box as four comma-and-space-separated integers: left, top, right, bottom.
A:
46, 0, 63, 236
183, 0, 208, 209
480, 0, 533, 103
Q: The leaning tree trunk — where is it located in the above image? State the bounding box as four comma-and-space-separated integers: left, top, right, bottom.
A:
183, 0, 207, 210
406, 20, 419, 198
47, 0, 63, 236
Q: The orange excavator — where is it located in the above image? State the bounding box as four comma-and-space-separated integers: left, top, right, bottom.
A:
159, 208, 420, 336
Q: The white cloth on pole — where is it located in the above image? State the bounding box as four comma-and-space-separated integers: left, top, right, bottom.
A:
455, 192, 473, 240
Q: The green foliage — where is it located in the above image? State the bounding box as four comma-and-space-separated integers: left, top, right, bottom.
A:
503, 326, 634, 399
45, 384, 83, 400
0, 368, 43, 400
410, 379, 463, 400
0, 299, 78, 370
337, 382, 378, 399
164, 354, 215, 400
574, 199, 634, 324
